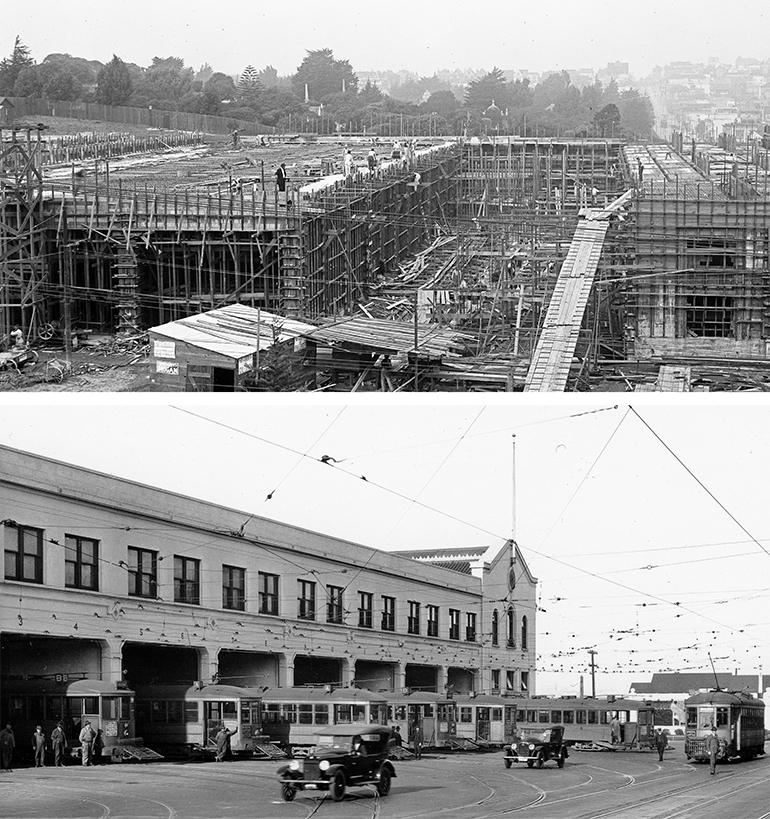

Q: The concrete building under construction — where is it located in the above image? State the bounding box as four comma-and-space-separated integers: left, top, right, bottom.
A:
2, 125, 770, 391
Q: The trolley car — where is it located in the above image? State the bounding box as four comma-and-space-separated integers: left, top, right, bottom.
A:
1, 678, 136, 762
387, 691, 457, 748
511, 696, 657, 748
260, 687, 389, 751
453, 693, 517, 745
133, 683, 263, 757
685, 690, 765, 763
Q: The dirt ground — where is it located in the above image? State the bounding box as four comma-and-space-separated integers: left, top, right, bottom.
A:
1, 345, 154, 393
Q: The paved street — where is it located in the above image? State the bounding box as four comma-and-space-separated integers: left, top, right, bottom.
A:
0, 749, 767, 819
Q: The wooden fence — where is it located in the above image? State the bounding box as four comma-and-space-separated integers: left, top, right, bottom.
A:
6, 97, 274, 136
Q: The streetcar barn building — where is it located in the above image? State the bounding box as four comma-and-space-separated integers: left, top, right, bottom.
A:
0, 445, 537, 722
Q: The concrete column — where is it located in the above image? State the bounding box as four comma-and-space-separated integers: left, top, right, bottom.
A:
100, 639, 124, 684
436, 666, 448, 696
198, 646, 216, 685
277, 653, 293, 687
393, 663, 407, 694
338, 657, 352, 687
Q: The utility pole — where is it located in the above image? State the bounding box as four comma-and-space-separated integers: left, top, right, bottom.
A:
588, 650, 598, 698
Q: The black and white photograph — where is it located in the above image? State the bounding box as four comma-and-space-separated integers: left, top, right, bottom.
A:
1, 1, 769, 817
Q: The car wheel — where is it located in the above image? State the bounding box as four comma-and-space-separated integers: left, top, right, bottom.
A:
536, 752, 545, 769
376, 767, 391, 796
557, 752, 565, 768
331, 770, 346, 802
526, 760, 534, 768
282, 783, 296, 802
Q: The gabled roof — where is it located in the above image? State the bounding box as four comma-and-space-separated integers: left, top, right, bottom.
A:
148, 304, 317, 361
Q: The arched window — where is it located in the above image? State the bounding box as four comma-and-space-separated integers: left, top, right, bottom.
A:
491, 609, 499, 646
521, 615, 528, 651
506, 606, 516, 648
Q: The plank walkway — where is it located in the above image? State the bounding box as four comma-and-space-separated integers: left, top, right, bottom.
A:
524, 219, 609, 392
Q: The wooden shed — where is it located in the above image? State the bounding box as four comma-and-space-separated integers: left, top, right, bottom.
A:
147, 304, 317, 391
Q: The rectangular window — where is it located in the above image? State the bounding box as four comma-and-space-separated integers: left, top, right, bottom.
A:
538, 710, 549, 723
551, 710, 562, 723
64, 534, 98, 591
685, 294, 734, 338
174, 556, 200, 605
127, 546, 157, 598
327, 585, 344, 624
222, 565, 245, 611
563, 711, 574, 724
427, 605, 439, 637
314, 704, 329, 725
717, 707, 728, 727
686, 708, 697, 728
298, 704, 313, 724
460, 707, 473, 723
588, 710, 598, 724
298, 579, 315, 620
576, 710, 586, 724
358, 591, 373, 628
381, 596, 395, 631
526, 710, 536, 723
491, 669, 501, 691
449, 609, 460, 640
520, 671, 529, 692
4, 524, 43, 584
259, 572, 279, 615
408, 601, 420, 635
465, 612, 477, 642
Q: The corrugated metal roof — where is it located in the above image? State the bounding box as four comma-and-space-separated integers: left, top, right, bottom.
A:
148, 305, 317, 361
305, 316, 472, 358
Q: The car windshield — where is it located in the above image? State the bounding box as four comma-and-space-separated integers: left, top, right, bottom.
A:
316, 735, 355, 751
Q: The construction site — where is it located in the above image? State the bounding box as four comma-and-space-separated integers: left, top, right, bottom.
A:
2, 120, 770, 391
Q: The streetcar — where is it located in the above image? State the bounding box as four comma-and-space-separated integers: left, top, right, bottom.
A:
684, 690, 765, 763
387, 690, 457, 748
511, 696, 658, 748
133, 683, 263, 757
260, 686, 389, 752
453, 693, 517, 745
1, 677, 136, 762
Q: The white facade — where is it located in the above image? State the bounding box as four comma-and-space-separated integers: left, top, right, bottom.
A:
0, 445, 536, 698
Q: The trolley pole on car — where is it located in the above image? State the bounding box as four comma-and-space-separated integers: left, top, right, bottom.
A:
588, 650, 598, 698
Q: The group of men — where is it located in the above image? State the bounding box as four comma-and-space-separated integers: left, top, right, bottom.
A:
0, 721, 100, 770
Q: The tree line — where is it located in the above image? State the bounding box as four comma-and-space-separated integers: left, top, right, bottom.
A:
0, 38, 653, 138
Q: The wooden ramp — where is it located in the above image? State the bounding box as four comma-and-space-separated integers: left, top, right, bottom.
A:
524, 219, 609, 392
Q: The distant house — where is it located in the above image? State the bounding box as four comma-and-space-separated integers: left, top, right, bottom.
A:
0, 97, 15, 124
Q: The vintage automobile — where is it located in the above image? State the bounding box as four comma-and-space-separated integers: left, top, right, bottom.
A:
277, 724, 396, 802
503, 726, 569, 769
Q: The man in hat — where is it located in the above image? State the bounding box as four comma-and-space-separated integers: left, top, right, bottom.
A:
79, 721, 95, 766
32, 725, 46, 767
51, 722, 68, 767
705, 726, 720, 774
0, 723, 15, 771
654, 728, 668, 761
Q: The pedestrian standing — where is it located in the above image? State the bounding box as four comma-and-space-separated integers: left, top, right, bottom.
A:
411, 719, 423, 760
51, 722, 67, 767
654, 728, 667, 761
79, 721, 95, 766
32, 725, 46, 767
705, 727, 720, 775
0, 723, 15, 771
215, 726, 237, 762
367, 147, 377, 174
275, 163, 287, 193
610, 715, 621, 745
343, 149, 354, 177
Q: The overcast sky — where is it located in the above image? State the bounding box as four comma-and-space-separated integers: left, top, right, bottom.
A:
2, 0, 768, 80
1, 396, 767, 697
